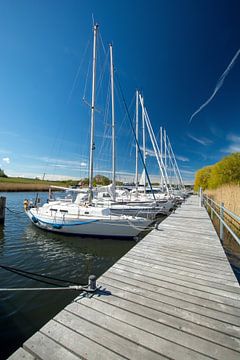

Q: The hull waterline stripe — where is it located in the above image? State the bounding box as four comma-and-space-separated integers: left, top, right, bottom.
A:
29, 211, 99, 227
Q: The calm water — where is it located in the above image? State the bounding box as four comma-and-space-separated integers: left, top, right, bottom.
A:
0, 192, 140, 359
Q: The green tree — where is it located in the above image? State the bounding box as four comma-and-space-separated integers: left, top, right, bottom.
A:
194, 152, 240, 190
93, 175, 110, 186
208, 152, 240, 189
0, 168, 8, 178
194, 165, 213, 191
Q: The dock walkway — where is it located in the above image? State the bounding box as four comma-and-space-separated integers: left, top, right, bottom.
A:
9, 195, 240, 359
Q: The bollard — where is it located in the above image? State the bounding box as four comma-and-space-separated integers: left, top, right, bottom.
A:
88, 275, 97, 292
0, 197, 6, 225
220, 202, 224, 242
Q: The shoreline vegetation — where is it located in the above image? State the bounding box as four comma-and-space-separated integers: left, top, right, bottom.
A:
0, 177, 79, 192
194, 152, 240, 216
205, 184, 240, 217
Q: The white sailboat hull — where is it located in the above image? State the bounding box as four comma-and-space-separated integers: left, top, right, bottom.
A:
26, 208, 152, 239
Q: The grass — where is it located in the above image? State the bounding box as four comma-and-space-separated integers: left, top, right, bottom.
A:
0, 177, 78, 192
205, 184, 240, 217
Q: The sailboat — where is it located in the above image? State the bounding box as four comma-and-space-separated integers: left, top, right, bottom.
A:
25, 24, 153, 239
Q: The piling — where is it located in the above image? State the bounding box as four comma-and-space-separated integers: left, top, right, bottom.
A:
0, 196, 6, 224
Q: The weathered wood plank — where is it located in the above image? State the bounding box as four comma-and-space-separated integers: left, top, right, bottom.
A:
23, 332, 81, 360
53, 309, 165, 360
75, 295, 240, 358
114, 262, 240, 298
121, 256, 239, 288
40, 319, 127, 360
103, 271, 240, 316
65, 302, 211, 360
99, 276, 240, 332
109, 266, 240, 307
7, 348, 36, 360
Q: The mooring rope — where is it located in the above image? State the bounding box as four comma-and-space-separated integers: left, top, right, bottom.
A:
5, 206, 25, 215
0, 264, 97, 292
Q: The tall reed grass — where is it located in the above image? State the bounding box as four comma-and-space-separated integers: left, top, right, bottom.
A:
205, 184, 240, 217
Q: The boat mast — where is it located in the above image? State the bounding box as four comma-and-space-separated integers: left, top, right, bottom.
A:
135, 90, 139, 196
141, 94, 146, 194
88, 24, 98, 202
109, 43, 116, 200
160, 126, 163, 190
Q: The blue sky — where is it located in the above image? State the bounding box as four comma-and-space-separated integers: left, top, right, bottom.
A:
0, 0, 239, 184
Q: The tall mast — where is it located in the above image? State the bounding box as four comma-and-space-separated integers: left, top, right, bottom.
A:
164, 128, 167, 171
135, 90, 139, 195
141, 95, 146, 194
109, 43, 116, 200
88, 23, 98, 202
160, 126, 163, 190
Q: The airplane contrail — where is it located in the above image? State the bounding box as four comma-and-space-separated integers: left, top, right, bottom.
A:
189, 48, 240, 123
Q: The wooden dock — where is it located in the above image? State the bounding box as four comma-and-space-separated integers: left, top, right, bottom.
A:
9, 195, 240, 359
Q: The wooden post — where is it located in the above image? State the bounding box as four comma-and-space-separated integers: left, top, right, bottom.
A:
199, 187, 203, 207
220, 202, 224, 242
0, 196, 6, 224
210, 199, 213, 220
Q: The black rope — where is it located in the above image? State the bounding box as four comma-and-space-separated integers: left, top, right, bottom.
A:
0, 264, 82, 287
5, 207, 25, 215
115, 72, 156, 200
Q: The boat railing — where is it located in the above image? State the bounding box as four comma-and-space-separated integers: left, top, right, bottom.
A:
198, 187, 240, 245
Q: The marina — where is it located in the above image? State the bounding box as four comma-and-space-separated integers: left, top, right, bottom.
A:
8, 195, 240, 359
0, 3, 239, 359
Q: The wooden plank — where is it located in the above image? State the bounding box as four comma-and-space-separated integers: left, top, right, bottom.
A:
109, 266, 240, 307
65, 301, 211, 360
7, 348, 35, 360
75, 295, 240, 358
114, 261, 240, 298
53, 309, 165, 360
40, 319, 127, 360
121, 256, 239, 287
130, 249, 237, 281
103, 271, 240, 316
99, 276, 240, 333
23, 332, 80, 360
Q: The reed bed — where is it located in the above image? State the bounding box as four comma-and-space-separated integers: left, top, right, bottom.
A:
205, 184, 240, 217
0, 183, 50, 192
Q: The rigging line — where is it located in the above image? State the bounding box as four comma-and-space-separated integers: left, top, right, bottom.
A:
116, 91, 135, 136
83, 50, 92, 102
95, 47, 110, 101
98, 77, 111, 158
68, 39, 91, 105
0, 264, 82, 286
99, 30, 107, 55
115, 73, 156, 200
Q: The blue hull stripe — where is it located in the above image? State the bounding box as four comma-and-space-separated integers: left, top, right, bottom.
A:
29, 211, 99, 227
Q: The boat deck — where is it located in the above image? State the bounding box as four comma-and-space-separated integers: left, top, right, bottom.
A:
8, 195, 240, 359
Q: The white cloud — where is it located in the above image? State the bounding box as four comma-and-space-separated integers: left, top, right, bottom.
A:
80, 162, 87, 167
188, 134, 212, 146
2, 157, 10, 164
189, 48, 240, 123
176, 155, 189, 162
221, 133, 240, 153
